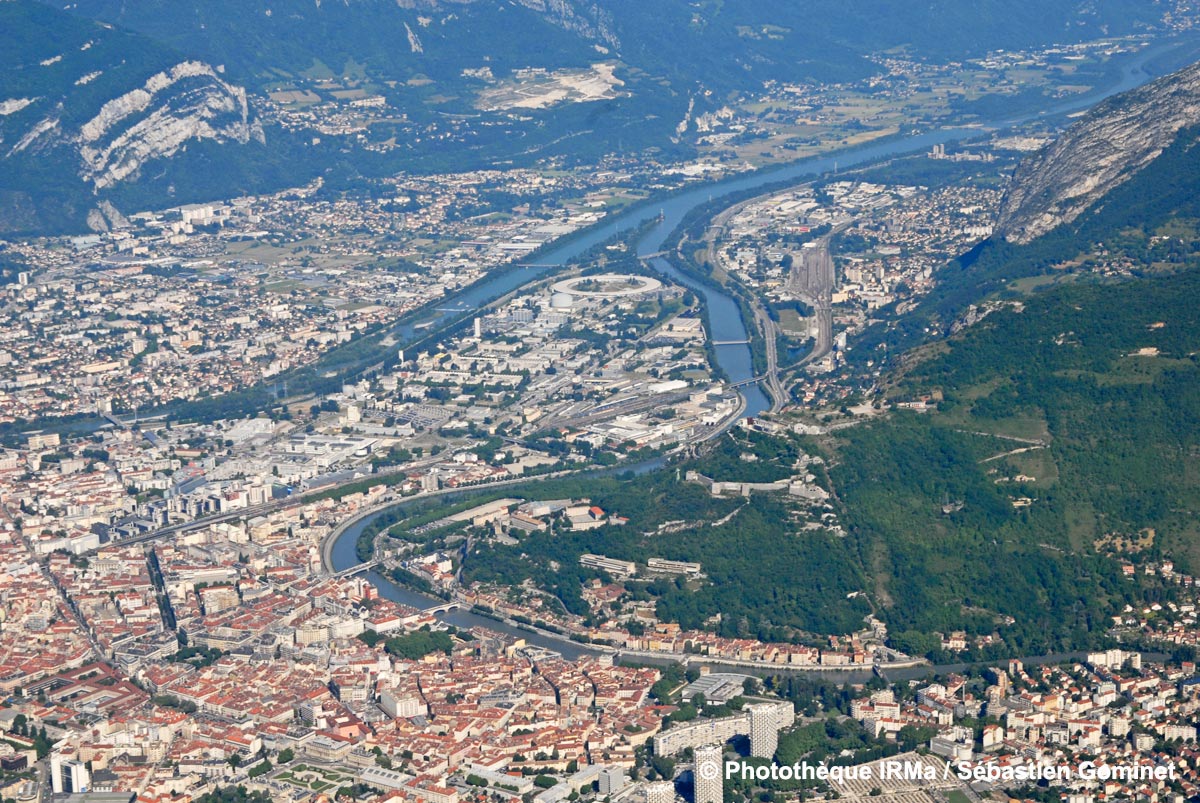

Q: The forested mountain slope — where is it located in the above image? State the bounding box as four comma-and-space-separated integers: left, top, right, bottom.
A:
824, 267, 1200, 657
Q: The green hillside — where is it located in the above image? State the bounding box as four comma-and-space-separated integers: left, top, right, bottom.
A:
821, 266, 1200, 657
422, 127, 1200, 657
458, 467, 872, 640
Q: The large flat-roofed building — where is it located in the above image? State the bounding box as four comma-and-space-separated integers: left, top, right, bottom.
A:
653, 701, 794, 757
644, 780, 676, 803
680, 673, 751, 704
580, 553, 637, 578
647, 558, 703, 576
653, 713, 747, 756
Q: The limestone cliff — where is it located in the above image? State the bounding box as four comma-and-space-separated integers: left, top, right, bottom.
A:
75, 61, 262, 191
995, 60, 1200, 244
10, 61, 261, 194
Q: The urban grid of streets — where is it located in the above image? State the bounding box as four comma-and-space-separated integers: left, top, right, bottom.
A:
1, 29, 1200, 803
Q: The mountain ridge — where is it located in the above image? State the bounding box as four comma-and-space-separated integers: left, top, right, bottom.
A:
1, 0, 1181, 235
995, 58, 1200, 243
0, 1, 269, 234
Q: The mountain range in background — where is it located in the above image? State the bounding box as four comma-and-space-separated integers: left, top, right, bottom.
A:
0, 0, 1176, 235
0, 2, 283, 234
5, 0, 1200, 654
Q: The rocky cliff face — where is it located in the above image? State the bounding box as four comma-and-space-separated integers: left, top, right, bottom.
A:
76, 61, 262, 191
510, 0, 618, 48
0, 0, 278, 233
8, 61, 262, 196
995, 60, 1200, 244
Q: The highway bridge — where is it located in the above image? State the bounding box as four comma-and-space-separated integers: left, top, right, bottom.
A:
711, 338, 751, 346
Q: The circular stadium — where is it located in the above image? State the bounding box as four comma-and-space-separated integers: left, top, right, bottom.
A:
550, 273, 663, 298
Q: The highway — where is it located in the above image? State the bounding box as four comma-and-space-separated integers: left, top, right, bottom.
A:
698, 183, 851, 406
80, 501, 282, 556
86, 210, 846, 563
752, 305, 788, 413
692, 191, 862, 413
90, 391, 749, 567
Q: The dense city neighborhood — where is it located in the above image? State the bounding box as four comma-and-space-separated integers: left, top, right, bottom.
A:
1, 8, 1200, 803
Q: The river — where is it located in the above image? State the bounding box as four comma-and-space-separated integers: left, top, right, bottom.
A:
329, 34, 1199, 664
327, 494, 1172, 675
329, 505, 597, 660
377, 34, 1200, 420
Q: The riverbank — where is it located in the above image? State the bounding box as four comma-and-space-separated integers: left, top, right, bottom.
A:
318, 391, 753, 576
319, 474, 933, 675
318, 426, 733, 577
319, 497, 399, 575
463, 605, 931, 676
316, 468, 588, 575
313, 32, 1200, 678
614, 647, 927, 674
322, 497, 1171, 682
